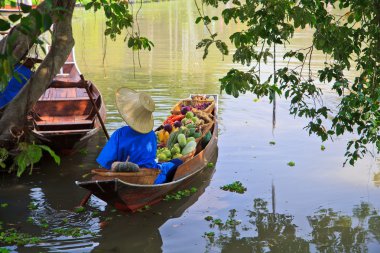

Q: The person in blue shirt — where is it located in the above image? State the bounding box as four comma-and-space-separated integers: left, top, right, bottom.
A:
96, 87, 182, 184
0, 58, 37, 108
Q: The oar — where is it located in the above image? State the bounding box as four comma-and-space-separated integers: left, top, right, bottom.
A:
78, 75, 109, 207
80, 75, 110, 140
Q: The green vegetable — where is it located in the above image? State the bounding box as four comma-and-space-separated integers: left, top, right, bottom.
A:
162, 149, 172, 159
202, 131, 212, 146
177, 134, 187, 148
172, 153, 183, 159
157, 153, 167, 162
181, 140, 196, 155
188, 128, 196, 137
167, 130, 180, 149
171, 146, 180, 155
186, 137, 195, 143
187, 123, 196, 129
185, 111, 194, 119
179, 126, 189, 136
193, 132, 201, 138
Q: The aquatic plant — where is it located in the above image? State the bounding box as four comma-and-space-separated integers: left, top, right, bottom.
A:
0, 228, 41, 246
220, 181, 247, 194
164, 187, 198, 201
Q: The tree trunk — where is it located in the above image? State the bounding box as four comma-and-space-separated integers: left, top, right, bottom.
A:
0, 0, 77, 146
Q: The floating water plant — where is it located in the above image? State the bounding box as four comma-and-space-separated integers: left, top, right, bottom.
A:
0, 228, 41, 246
164, 187, 198, 201
52, 228, 95, 238
220, 181, 247, 194
74, 206, 86, 213
28, 202, 38, 210
287, 161, 296, 167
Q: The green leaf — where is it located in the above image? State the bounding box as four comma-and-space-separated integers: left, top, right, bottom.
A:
0, 19, 11, 31
85, 1, 93, 10
20, 3, 32, 13
195, 17, 202, 24
38, 145, 60, 165
8, 14, 22, 23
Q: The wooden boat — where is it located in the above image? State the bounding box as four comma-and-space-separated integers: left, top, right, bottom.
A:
76, 95, 218, 212
29, 48, 106, 154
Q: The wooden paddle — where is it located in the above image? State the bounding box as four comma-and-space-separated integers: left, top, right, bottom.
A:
80, 75, 110, 140
78, 75, 109, 207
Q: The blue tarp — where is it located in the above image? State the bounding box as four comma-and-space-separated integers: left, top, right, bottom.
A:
0, 64, 32, 108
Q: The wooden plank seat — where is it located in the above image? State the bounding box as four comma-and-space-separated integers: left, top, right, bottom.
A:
34, 129, 94, 136
35, 116, 94, 131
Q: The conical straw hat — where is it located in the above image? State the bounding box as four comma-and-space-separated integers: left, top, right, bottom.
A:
115, 87, 155, 134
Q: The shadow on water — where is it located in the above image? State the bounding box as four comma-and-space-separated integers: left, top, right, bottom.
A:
0, 140, 218, 252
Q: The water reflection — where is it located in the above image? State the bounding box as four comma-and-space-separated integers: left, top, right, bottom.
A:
204, 199, 380, 253
0, 154, 216, 252
373, 172, 380, 188
91, 166, 216, 253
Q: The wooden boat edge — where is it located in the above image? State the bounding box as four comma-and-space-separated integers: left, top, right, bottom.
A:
76, 94, 218, 188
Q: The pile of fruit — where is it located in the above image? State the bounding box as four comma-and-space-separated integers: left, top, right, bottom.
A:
156, 110, 205, 162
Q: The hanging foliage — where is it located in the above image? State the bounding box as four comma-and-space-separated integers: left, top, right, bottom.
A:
196, 0, 380, 165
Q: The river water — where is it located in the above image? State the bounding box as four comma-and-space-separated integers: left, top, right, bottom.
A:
1, 1, 380, 252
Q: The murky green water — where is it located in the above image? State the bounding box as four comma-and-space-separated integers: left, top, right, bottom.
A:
1, 1, 380, 252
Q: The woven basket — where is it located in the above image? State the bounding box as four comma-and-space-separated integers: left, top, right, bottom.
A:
91, 168, 160, 185
171, 99, 215, 115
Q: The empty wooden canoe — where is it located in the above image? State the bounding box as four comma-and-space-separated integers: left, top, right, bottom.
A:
29, 48, 106, 154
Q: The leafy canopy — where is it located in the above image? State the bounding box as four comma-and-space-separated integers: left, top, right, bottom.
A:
196, 0, 380, 165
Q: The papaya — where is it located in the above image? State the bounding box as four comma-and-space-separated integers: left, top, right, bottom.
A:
177, 133, 187, 148
181, 140, 196, 155
186, 137, 195, 143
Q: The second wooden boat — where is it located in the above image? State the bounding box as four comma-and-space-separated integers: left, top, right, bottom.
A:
29, 48, 106, 154
76, 95, 218, 211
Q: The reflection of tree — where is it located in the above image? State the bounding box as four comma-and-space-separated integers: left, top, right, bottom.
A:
369, 216, 380, 243
204, 199, 380, 253
308, 208, 366, 252
373, 172, 380, 188
205, 198, 309, 253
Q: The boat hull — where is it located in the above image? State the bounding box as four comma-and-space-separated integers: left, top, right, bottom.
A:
29, 49, 106, 154
76, 95, 218, 211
